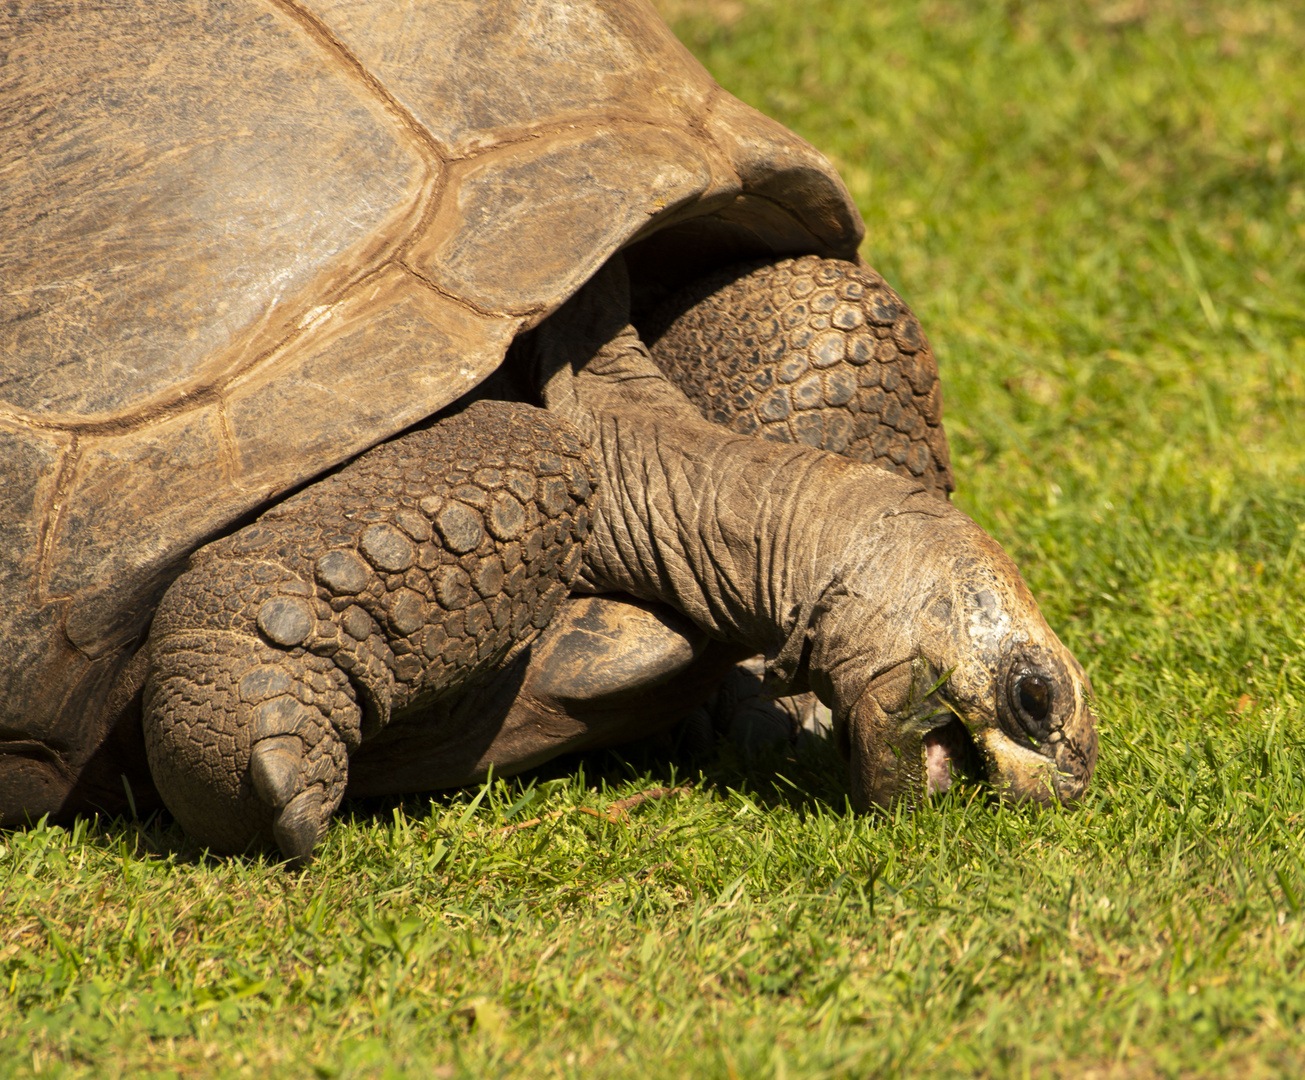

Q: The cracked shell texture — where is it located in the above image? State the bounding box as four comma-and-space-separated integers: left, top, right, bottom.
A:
644, 256, 954, 498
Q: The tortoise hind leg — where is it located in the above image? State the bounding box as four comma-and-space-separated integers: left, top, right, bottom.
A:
142, 400, 594, 863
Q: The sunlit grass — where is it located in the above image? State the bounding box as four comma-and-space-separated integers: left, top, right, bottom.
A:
3, 2, 1303, 1076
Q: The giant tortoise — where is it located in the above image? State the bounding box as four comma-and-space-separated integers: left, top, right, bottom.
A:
0, 0, 1097, 861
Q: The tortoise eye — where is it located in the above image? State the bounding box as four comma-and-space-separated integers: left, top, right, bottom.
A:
1002, 656, 1063, 746
1015, 675, 1051, 725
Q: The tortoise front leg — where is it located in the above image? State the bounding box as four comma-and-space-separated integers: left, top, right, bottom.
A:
642, 255, 954, 500
142, 400, 593, 862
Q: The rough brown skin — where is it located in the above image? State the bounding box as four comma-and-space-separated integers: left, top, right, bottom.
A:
529, 260, 1098, 815
643, 255, 953, 500
642, 254, 956, 752
1, 2, 1098, 858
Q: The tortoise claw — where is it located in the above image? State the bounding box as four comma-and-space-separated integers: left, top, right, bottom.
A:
273, 787, 326, 865
249, 735, 304, 808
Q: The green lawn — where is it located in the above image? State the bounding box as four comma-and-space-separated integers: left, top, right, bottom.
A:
4, 2, 1304, 1076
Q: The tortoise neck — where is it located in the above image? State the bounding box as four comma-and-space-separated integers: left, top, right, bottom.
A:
576, 410, 954, 696
527, 255, 957, 700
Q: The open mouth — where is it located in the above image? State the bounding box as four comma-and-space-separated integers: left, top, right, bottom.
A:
923, 718, 985, 795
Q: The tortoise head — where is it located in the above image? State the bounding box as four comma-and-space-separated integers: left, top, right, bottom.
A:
811, 508, 1098, 812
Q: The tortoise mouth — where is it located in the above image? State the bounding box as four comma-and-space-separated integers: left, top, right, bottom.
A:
923, 717, 985, 795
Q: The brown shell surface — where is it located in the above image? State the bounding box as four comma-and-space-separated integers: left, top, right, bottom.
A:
0, 0, 862, 819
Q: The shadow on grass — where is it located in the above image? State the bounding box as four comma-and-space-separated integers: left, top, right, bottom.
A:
338, 721, 861, 835
22, 711, 1032, 873
6, 723, 867, 873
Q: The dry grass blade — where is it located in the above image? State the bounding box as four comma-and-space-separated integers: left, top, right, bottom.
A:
491, 809, 566, 835
604, 785, 690, 822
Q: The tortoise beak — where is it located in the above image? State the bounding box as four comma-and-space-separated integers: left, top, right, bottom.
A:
842, 677, 1098, 812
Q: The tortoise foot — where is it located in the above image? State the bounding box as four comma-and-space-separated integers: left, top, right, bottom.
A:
143, 637, 357, 863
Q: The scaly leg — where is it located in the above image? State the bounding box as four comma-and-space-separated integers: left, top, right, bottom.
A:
143, 400, 594, 862
642, 254, 954, 498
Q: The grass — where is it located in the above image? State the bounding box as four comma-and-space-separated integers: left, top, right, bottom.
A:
4, 1, 1304, 1075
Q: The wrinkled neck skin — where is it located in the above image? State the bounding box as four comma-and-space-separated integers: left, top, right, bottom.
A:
525, 260, 1098, 811
578, 408, 948, 702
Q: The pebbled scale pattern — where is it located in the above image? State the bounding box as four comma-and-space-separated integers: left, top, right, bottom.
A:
143, 400, 594, 858
643, 255, 954, 498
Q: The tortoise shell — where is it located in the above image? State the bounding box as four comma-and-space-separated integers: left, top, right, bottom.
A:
0, 0, 861, 820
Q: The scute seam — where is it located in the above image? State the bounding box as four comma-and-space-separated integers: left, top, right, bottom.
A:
35, 436, 81, 608
216, 403, 247, 496
0, 256, 423, 439
395, 262, 512, 323
270, 0, 466, 294
442, 110, 710, 165
268, 0, 452, 162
